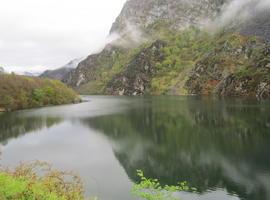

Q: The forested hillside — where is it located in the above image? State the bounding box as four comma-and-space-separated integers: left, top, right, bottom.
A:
0, 74, 79, 111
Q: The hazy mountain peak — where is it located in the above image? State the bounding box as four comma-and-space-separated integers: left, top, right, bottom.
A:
63, 58, 84, 69
40, 58, 84, 80
110, 0, 227, 34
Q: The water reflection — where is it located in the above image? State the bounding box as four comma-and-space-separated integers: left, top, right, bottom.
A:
0, 112, 62, 145
81, 97, 270, 200
0, 96, 270, 200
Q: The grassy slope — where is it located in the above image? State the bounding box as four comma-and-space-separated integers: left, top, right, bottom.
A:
0, 74, 79, 111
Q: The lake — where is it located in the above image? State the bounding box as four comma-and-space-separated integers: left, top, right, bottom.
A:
0, 96, 270, 200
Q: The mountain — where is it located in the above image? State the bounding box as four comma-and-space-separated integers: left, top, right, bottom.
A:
110, 0, 226, 34
64, 0, 270, 99
40, 58, 83, 80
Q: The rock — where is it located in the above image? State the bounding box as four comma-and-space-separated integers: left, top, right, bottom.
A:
110, 0, 227, 34
257, 82, 270, 99
119, 89, 125, 96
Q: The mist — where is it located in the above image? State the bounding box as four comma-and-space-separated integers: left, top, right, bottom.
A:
210, 0, 270, 31
109, 22, 148, 49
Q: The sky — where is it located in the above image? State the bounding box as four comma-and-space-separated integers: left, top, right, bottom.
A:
0, 0, 127, 73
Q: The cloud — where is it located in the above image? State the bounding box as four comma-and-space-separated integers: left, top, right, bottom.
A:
209, 0, 270, 30
110, 22, 148, 48
0, 0, 127, 73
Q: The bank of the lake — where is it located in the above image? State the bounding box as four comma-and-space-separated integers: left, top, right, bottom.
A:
0, 74, 80, 112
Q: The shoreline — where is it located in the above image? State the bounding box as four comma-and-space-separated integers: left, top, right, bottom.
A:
0, 99, 82, 113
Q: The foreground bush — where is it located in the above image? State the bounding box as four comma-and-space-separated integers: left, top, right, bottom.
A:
0, 74, 80, 111
132, 170, 196, 200
0, 161, 84, 200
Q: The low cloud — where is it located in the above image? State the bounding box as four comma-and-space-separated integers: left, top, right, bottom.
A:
209, 0, 270, 31
109, 22, 148, 48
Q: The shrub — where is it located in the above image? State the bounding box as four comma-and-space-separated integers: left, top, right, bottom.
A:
132, 170, 196, 200
0, 161, 84, 200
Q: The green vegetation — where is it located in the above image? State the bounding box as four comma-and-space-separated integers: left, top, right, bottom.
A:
149, 28, 215, 94
74, 24, 270, 98
77, 43, 151, 95
132, 170, 196, 200
0, 162, 84, 200
0, 74, 80, 111
0, 161, 195, 200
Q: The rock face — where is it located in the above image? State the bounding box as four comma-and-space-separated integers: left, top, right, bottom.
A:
110, 0, 226, 34
185, 35, 270, 98
106, 41, 166, 95
40, 58, 83, 81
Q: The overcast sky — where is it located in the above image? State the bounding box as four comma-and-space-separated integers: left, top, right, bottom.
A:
0, 0, 127, 73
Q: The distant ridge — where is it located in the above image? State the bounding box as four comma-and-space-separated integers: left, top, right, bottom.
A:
40, 58, 84, 80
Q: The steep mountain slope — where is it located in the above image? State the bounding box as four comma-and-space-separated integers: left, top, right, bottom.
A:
110, 0, 226, 34
65, 0, 270, 98
185, 33, 270, 98
40, 58, 83, 80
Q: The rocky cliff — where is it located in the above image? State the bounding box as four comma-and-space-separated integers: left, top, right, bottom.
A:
110, 0, 226, 34
65, 0, 270, 98
185, 34, 270, 99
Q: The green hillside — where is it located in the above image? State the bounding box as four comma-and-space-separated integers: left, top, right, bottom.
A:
0, 74, 80, 111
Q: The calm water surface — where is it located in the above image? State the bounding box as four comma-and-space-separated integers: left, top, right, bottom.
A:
0, 96, 270, 200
